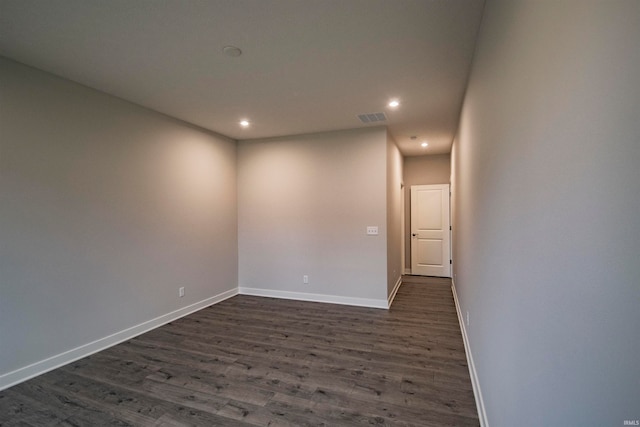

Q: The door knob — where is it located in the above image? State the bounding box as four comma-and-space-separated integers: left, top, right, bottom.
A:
412, 233, 417, 237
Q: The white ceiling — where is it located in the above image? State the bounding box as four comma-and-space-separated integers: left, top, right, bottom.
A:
0, 0, 485, 156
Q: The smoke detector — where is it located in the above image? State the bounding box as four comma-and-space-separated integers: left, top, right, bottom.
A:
223, 46, 242, 57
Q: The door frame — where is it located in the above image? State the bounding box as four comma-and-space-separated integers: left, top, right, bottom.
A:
400, 182, 406, 275
410, 184, 451, 277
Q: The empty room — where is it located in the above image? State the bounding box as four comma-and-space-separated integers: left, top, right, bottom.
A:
1, 1, 638, 426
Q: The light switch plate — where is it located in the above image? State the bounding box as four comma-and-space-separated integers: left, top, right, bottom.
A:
366, 226, 379, 235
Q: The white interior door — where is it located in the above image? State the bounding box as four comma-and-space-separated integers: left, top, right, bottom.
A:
411, 184, 451, 277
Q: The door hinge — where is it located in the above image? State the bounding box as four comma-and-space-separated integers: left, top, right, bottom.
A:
450, 259, 452, 264
449, 226, 452, 230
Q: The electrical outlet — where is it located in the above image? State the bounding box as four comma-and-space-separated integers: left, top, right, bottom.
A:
303, 275, 309, 284
466, 310, 470, 326
179, 287, 185, 297
366, 226, 379, 235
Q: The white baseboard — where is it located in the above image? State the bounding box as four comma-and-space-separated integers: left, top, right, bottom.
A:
451, 279, 489, 427
238, 287, 388, 309
387, 275, 403, 307
0, 287, 238, 391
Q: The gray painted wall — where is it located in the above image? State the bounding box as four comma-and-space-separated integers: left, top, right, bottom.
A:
238, 128, 388, 303
0, 58, 238, 378
452, 1, 640, 425
403, 154, 451, 270
386, 133, 403, 297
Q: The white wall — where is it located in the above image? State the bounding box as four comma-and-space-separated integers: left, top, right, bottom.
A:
452, 1, 640, 425
386, 133, 403, 297
0, 58, 238, 386
238, 127, 389, 306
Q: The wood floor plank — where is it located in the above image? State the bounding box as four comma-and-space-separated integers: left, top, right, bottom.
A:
0, 276, 479, 426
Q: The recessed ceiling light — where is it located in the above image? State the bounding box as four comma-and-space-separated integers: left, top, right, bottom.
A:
388, 100, 400, 108
240, 120, 250, 127
421, 141, 429, 148
223, 46, 243, 57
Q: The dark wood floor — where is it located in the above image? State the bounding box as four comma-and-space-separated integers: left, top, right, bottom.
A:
0, 276, 478, 426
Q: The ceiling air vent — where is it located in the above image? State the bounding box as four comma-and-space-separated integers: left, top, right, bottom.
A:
357, 112, 387, 124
